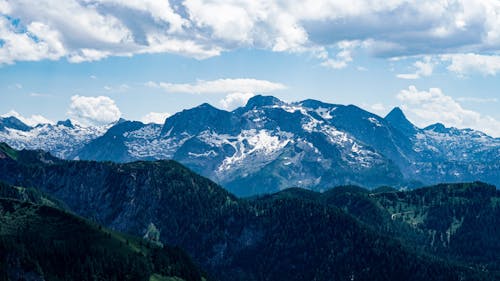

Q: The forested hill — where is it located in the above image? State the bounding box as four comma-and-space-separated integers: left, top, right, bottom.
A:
0, 181, 209, 281
263, 182, 500, 271
1, 144, 498, 280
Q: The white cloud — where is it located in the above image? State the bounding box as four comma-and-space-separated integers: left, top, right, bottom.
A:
397, 85, 500, 137
29, 92, 52, 97
457, 97, 498, 103
147, 78, 286, 94
16, 0, 133, 46
147, 78, 284, 111
396, 56, 434, 79
67, 95, 121, 126
142, 34, 222, 60
68, 49, 111, 63
88, 0, 187, 33
441, 53, 500, 76
1, 110, 53, 126
321, 41, 359, 69
184, 0, 257, 44
219, 92, 255, 110
140, 112, 171, 124
0, 0, 11, 14
1, 0, 500, 68
0, 18, 66, 64
396, 74, 420, 80
103, 84, 130, 92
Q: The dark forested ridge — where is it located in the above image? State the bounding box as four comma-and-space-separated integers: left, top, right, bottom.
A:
0, 144, 498, 281
264, 182, 500, 272
0, 182, 209, 281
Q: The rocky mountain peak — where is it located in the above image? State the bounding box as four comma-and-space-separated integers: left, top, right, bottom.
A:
424, 123, 448, 133
0, 116, 32, 132
244, 95, 283, 109
299, 99, 334, 109
385, 107, 417, 136
161, 102, 238, 136
56, 119, 74, 128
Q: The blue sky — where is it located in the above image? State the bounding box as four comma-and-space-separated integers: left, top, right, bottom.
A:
1, 0, 499, 136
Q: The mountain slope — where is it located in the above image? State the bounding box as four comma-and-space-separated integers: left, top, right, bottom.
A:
372, 182, 500, 269
0, 116, 31, 132
0, 145, 496, 281
385, 106, 419, 137
0, 117, 109, 159
0, 180, 68, 210
271, 182, 500, 272
0, 182, 208, 281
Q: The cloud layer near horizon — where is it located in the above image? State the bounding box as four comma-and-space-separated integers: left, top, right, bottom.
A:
2, 89, 499, 137
147, 78, 285, 110
397, 86, 500, 137
2, 0, 500, 73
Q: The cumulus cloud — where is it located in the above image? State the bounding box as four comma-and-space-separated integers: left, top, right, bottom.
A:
396, 56, 434, 79
0, 0, 208, 63
91, 0, 187, 33
219, 92, 255, 110
441, 53, 500, 76
147, 78, 286, 94
140, 112, 171, 124
321, 41, 359, 69
68, 49, 111, 63
0, 18, 66, 64
397, 85, 500, 137
1, 110, 53, 126
67, 95, 121, 126
1, 0, 500, 71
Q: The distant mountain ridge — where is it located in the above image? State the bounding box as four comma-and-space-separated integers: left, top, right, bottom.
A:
0, 116, 110, 159
1, 96, 498, 195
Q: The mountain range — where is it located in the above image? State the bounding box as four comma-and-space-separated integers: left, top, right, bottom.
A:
0, 143, 499, 280
1, 96, 498, 196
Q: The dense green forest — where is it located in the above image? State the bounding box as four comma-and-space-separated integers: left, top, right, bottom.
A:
0, 143, 498, 281
0, 182, 208, 281
262, 182, 500, 272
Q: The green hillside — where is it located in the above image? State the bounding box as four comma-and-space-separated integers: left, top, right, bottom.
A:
0, 182, 208, 281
